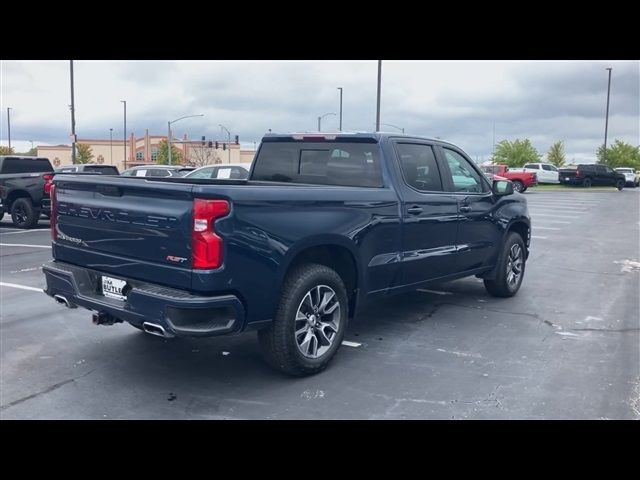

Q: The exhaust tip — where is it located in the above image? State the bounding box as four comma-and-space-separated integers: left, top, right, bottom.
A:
142, 322, 167, 338
54, 294, 70, 308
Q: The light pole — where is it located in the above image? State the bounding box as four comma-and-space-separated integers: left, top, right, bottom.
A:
603, 67, 613, 163
70, 61, 76, 164
120, 100, 127, 169
168, 114, 204, 165
30, 140, 34, 151
337, 87, 343, 131
379, 123, 404, 134
109, 128, 113, 164
219, 124, 231, 163
6, 108, 11, 150
317, 112, 336, 132
375, 60, 382, 131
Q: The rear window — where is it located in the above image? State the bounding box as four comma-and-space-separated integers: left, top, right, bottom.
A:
1, 157, 53, 174
84, 166, 119, 175
252, 142, 383, 187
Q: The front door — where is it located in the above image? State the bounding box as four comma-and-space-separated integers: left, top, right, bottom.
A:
391, 141, 459, 286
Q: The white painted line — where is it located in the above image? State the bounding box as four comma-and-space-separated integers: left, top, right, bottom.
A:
531, 236, 548, 239
533, 219, 571, 224
417, 288, 453, 295
528, 206, 588, 211
0, 229, 50, 235
341, 340, 362, 348
0, 282, 44, 293
529, 213, 577, 218
0, 243, 51, 249
533, 226, 561, 230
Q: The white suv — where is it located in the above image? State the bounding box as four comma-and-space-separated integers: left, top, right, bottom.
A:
521, 163, 560, 184
614, 168, 639, 187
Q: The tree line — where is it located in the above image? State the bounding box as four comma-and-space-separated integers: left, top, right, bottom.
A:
491, 139, 640, 170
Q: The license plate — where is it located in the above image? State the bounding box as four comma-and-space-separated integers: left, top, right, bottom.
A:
565, 177, 570, 180
102, 276, 127, 301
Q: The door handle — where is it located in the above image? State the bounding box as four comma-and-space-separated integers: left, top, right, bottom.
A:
459, 205, 472, 213
407, 206, 423, 215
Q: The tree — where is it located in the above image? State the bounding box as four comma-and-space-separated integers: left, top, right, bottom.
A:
155, 140, 183, 165
597, 140, 640, 170
189, 145, 223, 167
546, 140, 566, 167
491, 139, 541, 167
0, 146, 14, 155
76, 144, 94, 164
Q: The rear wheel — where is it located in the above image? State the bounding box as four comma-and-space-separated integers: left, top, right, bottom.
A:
616, 179, 624, 190
582, 177, 592, 188
484, 232, 526, 298
512, 180, 524, 193
258, 263, 347, 376
11, 198, 40, 229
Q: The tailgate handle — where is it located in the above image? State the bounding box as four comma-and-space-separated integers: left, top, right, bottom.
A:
96, 185, 122, 197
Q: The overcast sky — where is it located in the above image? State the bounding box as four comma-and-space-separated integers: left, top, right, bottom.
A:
1, 60, 638, 162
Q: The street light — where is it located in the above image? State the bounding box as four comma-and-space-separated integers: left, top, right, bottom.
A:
337, 87, 343, 131
219, 124, 231, 163
120, 100, 127, 169
379, 123, 404, 134
168, 114, 204, 165
604, 67, 613, 163
317, 112, 336, 132
6, 108, 11, 150
109, 128, 113, 164
375, 60, 382, 131
70, 61, 77, 164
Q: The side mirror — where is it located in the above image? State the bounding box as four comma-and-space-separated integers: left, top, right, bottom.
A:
493, 179, 514, 196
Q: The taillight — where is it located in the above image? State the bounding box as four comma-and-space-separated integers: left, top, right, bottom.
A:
576, 169, 581, 177
43, 173, 54, 194
50, 184, 57, 242
192, 199, 230, 269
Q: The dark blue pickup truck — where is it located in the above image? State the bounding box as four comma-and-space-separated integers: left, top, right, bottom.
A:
43, 133, 530, 375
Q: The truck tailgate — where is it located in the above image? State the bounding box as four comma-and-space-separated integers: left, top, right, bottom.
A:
53, 176, 196, 290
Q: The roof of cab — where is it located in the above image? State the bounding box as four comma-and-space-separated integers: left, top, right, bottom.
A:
261, 131, 457, 147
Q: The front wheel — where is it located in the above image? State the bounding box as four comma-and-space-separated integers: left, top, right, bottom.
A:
512, 180, 524, 193
484, 232, 526, 298
582, 177, 592, 188
258, 263, 348, 376
616, 180, 624, 190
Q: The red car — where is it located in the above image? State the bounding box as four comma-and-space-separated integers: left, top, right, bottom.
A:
481, 164, 537, 192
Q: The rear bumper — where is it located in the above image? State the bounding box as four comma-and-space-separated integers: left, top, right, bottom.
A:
42, 260, 245, 337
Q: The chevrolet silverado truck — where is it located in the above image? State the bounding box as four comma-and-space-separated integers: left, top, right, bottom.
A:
559, 164, 625, 189
479, 164, 537, 193
42, 133, 531, 376
0, 156, 54, 228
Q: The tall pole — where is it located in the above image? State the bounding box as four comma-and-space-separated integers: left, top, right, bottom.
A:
317, 116, 321, 132
492, 122, 495, 158
70, 61, 77, 164
167, 121, 172, 165
604, 67, 613, 163
109, 128, 113, 164
6, 108, 11, 150
375, 60, 382, 132
337, 87, 343, 131
121, 100, 127, 169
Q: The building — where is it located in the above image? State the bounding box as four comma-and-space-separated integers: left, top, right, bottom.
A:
37, 130, 255, 171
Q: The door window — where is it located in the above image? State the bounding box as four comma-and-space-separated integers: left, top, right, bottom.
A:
443, 149, 487, 193
395, 143, 443, 192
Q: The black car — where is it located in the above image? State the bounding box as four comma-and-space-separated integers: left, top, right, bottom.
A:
120, 165, 194, 177
55, 164, 120, 175
0, 156, 54, 228
559, 164, 626, 189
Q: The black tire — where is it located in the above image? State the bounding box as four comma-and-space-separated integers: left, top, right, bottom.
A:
512, 180, 524, 193
258, 263, 348, 376
521, 186, 528, 193
484, 232, 526, 298
616, 179, 624, 190
10, 198, 40, 229
582, 177, 592, 188
0, 208, 4, 222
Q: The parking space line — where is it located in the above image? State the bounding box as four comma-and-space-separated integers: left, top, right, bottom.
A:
534, 226, 561, 230
341, 341, 362, 348
531, 236, 548, 239
529, 213, 578, 218
0, 243, 51, 249
531, 219, 571, 223
0, 229, 51, 236
0, 282, 44, 293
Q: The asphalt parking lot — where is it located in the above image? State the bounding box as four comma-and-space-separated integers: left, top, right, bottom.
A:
1, 189, 639, 419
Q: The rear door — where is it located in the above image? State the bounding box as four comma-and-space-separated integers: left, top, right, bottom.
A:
53, 176, 196, 290
390, 140, 459, 285
438, 146, 500, 273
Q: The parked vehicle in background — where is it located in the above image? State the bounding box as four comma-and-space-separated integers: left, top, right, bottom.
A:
120, 165, 195, 177
520, 163, 560, 184
185, 163, 251, 180
0, 156, 54, 228
559, 164, 625, 189
43, 132, 531, 376
55, 164, 120, 175
480, 164, 537, 192
614, 167, 639, 187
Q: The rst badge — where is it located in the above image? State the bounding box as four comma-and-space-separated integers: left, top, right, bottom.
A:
166, 255, 188, 264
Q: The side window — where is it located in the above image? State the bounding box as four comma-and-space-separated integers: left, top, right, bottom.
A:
188, 167, 215, 179
443, 149, 486, 193
395, 143, 442, 192
60, 167, 76, 173
215, 168, 232, 179
541, 164, 553, 171
148, 169, 170, 177
135, 169, 147, 177
524, 164, 535, 169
